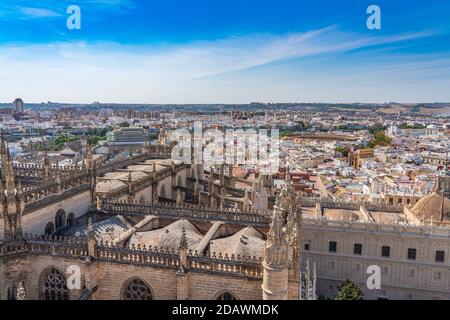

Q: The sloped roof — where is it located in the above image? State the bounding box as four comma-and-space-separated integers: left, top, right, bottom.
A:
129, 219, 203, 250
209, 227, 265, 258
410, 192, 450, 221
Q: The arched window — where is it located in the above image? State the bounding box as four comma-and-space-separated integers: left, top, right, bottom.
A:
45, 222, 54, 235
55, 209, 66, 230
122, 278, 153, 300
40, 267, 69, 300
67, 213, 75, 227
216, 292, 237, 300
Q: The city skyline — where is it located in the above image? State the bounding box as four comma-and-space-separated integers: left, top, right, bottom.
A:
1, 0, 450, 103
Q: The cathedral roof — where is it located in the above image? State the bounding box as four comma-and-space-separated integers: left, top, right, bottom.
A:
96, 180, 126, 193
129, 219, 202, 249
70, 215, 132, 242
102, 170, 148, 181
409, 192, 450, 221
209, 227, 265, 258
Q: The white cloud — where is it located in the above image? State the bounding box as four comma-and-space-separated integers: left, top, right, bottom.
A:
18, 7, 61, 18
0, 26, 447, 103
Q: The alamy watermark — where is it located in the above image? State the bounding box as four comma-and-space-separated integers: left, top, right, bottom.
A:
366, 265, 381, 290
66, 5, 81, 30
67, 265, 81, 290
367, 5, 381, 30
170, 121, 280, 175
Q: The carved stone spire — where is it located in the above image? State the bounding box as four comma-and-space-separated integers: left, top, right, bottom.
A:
90, 167, 97, 207
176, 188, 183, 206
55, 167, 62, 193
243, 189, 250, 211
0, 130, 7, 177
179, 226, 188, 273
86, 142, 94, 171
179, 226, 188, 251
262, 194, 289, 300
43, 148, 50, 178
5, 152, 14, 193
285, 164, 292, 188
87, 212, 96, 258
220, 187, 226, 210
1, 152, 23, 241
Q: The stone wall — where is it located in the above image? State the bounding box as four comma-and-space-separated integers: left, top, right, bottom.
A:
22, 191, 90, 235
1, 253, 279, 300
301, 224, 450, 300
93, 261, 178, 300
1, 254, 86, 300
186, 272, 263, 300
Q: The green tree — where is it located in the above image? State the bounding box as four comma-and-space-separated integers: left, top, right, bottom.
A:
367, 131, 392, 148
119, 122, 130, 128
335, 146, 350, 157
50, 135, 78, 150
87, 135, 107, 146
335, 279, 363, 300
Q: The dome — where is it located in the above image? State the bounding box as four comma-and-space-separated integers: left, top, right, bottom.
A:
209, 227, 265, 258
129, 219, 203, 249
410, 192, 450, 221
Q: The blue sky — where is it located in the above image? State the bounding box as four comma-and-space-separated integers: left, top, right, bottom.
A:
1, 0, 450, 103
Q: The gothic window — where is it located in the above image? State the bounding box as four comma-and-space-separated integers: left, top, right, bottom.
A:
67, 213, 75, 227
122, 278, 153, 300
45, 222, 55, 235
216, 292, 237, 300
55, 209, 66, 230
177, 175, 183, 187
40, 268, 69, 300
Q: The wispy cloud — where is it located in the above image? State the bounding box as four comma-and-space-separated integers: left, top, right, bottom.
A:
0, 26, 448, 103
0, 0, 135, 20
18, 7, 61, 18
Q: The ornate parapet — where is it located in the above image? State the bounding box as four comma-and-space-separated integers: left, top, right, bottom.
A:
188, 250, 263, 278
302, 216, 450, 237
13, 163, 82, 179
301, 198, 404, 213
0, 235, 264, 279
0, 235, 88, 258
101, 199, 271, 226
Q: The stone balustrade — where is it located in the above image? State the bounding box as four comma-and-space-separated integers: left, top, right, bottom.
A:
101, 199, 271, 226
303, 216, 450, 238
0, 235, 264, 279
